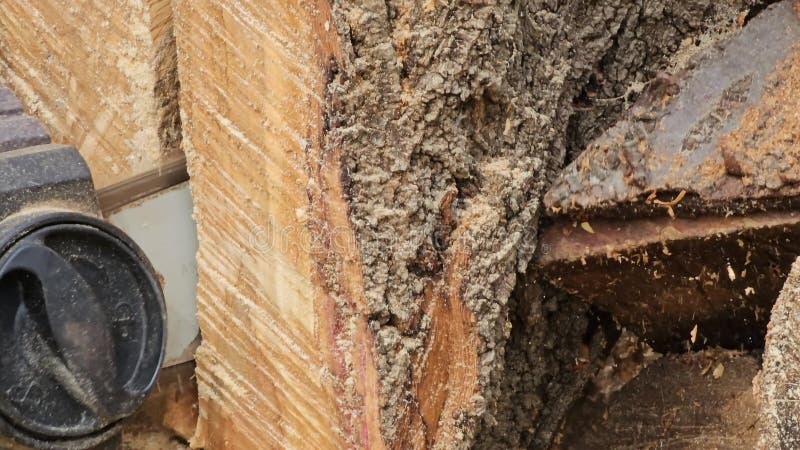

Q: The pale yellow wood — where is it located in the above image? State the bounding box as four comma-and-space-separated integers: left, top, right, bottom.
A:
172, 1, 383, 448
0, 0, 181, 188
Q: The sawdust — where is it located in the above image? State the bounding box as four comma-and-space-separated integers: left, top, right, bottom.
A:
0, 0, 182, 188
667, 1, 755, 74
564, 1, 760, 161
545, 0, 800, 221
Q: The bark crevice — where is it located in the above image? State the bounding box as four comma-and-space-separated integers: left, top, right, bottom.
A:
326, 0, 763, 447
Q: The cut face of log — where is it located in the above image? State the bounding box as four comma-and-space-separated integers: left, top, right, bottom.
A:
0, 0, 181, 189
560, 350, 760, 449
171, 1, 382, 448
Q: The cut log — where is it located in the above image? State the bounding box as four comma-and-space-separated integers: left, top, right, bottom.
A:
171, 2, 382, 448
171, 0, 756, 448
0, 0, 181, 189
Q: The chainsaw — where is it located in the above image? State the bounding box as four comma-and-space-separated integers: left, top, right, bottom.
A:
0, 86, 198, 449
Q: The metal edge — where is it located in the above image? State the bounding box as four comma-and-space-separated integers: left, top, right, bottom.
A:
97, 155, 189, 215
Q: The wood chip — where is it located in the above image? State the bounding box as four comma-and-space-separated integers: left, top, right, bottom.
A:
727, 263, 737, 281
713, 363, 725, 380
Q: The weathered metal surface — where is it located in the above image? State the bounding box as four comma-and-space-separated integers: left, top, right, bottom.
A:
0, 87, 50, 153
0, 115, 50, 153
0, 88, 23, 116
545, 1, 800, 221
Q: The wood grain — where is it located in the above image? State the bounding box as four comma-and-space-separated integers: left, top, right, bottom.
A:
0, 0, 181, 188
172, 1, 383, 448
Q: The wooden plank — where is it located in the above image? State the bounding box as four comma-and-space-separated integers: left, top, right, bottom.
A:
0, 0, 181, 188
172, 1, 382, 448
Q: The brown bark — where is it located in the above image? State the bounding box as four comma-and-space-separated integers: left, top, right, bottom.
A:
3, 0, 791, 448
167, 0, 766, 448
756, 258, 800, 449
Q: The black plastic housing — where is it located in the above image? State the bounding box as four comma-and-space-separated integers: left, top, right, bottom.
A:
0, 87, 166, 450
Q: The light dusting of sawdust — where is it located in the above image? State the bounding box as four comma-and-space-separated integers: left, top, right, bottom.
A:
718, 47, 800, 190
123, 0, 181, 172
668, 2, 751, 74
0, 0, 181, 188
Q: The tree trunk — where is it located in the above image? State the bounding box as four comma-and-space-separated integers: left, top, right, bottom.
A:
172, 0, 757, 448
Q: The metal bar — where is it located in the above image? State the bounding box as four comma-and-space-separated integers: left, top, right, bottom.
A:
97, 154, 189, 215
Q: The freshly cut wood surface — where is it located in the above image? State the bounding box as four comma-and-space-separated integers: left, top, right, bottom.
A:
172, 1, 382, 448
0, 0, 181, 188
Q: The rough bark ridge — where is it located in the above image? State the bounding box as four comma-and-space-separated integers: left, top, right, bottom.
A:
476, 280, 611, 449
328, 0, 756, 448
756, 258, 800, 449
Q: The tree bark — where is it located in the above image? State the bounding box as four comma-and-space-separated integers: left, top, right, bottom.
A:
756, 258, 800, 449
0, 0, 784, 448
172, 0, 759, 448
